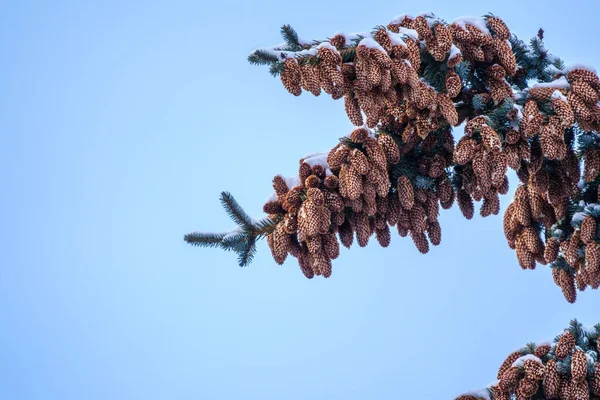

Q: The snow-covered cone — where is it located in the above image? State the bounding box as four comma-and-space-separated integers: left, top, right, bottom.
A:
497, 352, 523, 379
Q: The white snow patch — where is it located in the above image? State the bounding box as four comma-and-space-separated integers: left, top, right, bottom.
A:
398, 27, 419, 40
512, 354, 542, 368
303, 153, 330, 169
453, 16, 491, 35
390, 13, 412, 25
572, 211, 586, 226
449, 44, 462, 59
284, 176, 302, 189
586, 353, 595, 366
317, 41, 339, 53
388, 31, 408, 47
266, 191, 279, 203
547, 64, 563, 76
358, 38, 386, 53
552, 90, 568, 101
532, 76, 570, 89
565, 63, 598, 74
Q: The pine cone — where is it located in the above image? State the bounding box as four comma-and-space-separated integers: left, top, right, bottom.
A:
378, 134, 400, 165
592, 362, 600, 396
454, 137, 479, 164
457, 190, 475, 220
410, 230, 430, 254
584, 150, 600, 182
572, 349, 589, 383
344, 92, 364, 126
556, 331, 576, 359
524, 359, 545, 380
338, 220, 354, 249
544, 237, 560, 264
498, 351, 524, 379
543, 358, 560, 399
281, 58, 303, 96
375, 225, 391, 247
581, 215, 597, 244
534, 344, 551, 358
486, 16, 510, 40
446, 70, 462, 98
572, 381, 590, 400
427, 221, 442, 246
397, 176, 415, 210
517, 376, 540, 397
572, 80, 600, 105
499, 366, 522, 391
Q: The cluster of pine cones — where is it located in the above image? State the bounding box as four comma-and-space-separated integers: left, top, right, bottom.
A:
501, 69, 600, 303
456, 324, 600, 400
260, 13, 600, 303
263, 126, 453, 278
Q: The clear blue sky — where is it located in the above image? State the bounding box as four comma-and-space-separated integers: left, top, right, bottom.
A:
1, 1, 600, 399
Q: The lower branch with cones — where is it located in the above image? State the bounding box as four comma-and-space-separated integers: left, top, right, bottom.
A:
185, 12, 600, 303
455, 319, 600, 400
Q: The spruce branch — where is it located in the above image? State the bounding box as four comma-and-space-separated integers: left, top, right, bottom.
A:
184, 232, 228, 248
220, 191, 254, 229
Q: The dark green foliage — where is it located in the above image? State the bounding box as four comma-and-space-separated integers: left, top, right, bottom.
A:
280, 24, 303, 51
184, 191, 279, 267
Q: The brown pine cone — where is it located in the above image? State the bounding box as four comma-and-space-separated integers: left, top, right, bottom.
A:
378, 134, 400, 165
498, 351, 524, 379
397, 176, 415, 210
446, 70, 462, 98
375, 224, 391, 247
556, 331, 576, 359
324, 175, 339, 190
543, 359, 560, 399
454, 137, 479, 164
581, 215, 597, 244
338, 220, 354, 249
584, 150, 600, 182
559, 269, 578, 303
572, 349, 589, 383
322, 232, 340, 260
427, 221, 442, 246
572, 80, 600, 105
491, 38, 516, 75
437, 93, 458, 126
592, 362, 600, 396
499, 366, 522, 391
517, 376, 540, 398
281, 58, 303, 96
410, 230, 430, 254
572, 381, 590, 400
544, 237, 560, 264
552, 97, 575, 127
354, 211, 371, 248
327, 144, 350, 170
534, 344, 551, 358
344, 92, 363, 126
457, 190, 475, 220
524, 359, 545, 380
299, 63, 321, 96
516, 235, 536, 270
486, 16, 510, 40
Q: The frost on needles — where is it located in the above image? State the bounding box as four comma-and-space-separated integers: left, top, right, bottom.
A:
185, 12, 600, 304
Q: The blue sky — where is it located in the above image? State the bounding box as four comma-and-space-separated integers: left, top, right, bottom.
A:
1, 1, 600, 399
